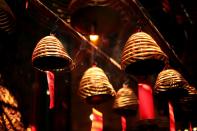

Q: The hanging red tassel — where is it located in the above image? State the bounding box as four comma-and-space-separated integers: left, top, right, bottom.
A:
138, 83, 155, 120
46, 71, 55, 109
189, 122, 192, 131
121, 116, 126, 131
91, 108, 103, 131
162, 0, 171, 13
168, 101, 175, 131
31, 125, 37, 131
25, 0, 29, 9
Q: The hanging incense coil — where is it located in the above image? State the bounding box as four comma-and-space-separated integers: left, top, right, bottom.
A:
179, 86, 197, 107
187, 86, 197, 95
173, 86, 197, 123
121, 32, 168, 75
178, 86, 197, 112
0, 85, 24, 131
0, 1, 15, 34
113, 84, 138, 116
79, 66, 116, 104
155, 69, 189, 97
0, 86, 17, 108
32, 35, 73, 72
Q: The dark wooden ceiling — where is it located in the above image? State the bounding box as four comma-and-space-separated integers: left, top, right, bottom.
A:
0, 0, 197, 130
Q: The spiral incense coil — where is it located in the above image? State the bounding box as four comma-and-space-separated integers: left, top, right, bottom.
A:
113, 84, 138, 115
177, 86, 197, 116
0, 4, 15, 34
187, 86, 197, 95
121, 32, 168, 75
180, 86, 197, 103
155, 69, 189, 95
0, 86, 17, 108
79, 66, 116, 104
0, 85, 24, 131
32, 35, 73, 72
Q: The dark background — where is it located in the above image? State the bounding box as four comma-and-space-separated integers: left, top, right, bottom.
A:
0, 0, 196, 130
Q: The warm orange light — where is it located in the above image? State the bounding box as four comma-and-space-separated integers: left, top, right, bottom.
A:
193, 127, 197, 131
90, 113, 94, 121
26, 125, 37, 131
26, 127, 31, 131
91, 108, 103, 131
89, 34, 99, 43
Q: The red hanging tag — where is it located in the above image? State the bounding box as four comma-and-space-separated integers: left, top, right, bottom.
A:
138, 83, 155, 120
25, 0, 29, 9
31, 125, 37, 131
189, 122, 192, 131
168, 101, 175, 131
121, 116, 126, 131
46, 71, 55, 109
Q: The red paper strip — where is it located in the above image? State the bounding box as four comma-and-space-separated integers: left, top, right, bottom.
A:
121, 116, 126, 131
138, 83, 155, 120
168, 101, 175, 131
162, 0, 171, 13
46, 71, 55, 109
31, 125, 37, 131
26, 0, 29, 9
189, 122, 192, 131
91, 108, 103, 131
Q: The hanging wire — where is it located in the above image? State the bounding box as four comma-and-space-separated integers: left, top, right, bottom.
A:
135, 19, 146, 32
131, 0, 192, 78
49, 18, 59, 35
179, 2, 193, 25
31, 0, 121, 70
